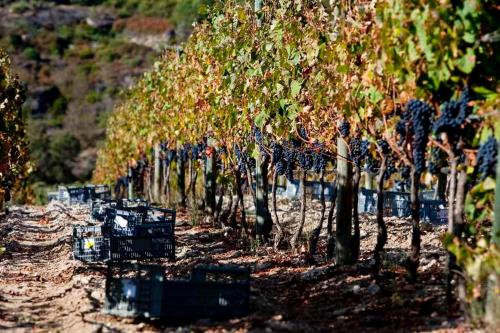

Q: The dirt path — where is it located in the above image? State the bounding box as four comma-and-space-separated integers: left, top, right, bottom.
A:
0, 202, 473, 332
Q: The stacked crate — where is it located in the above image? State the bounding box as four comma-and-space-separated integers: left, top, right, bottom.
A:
73, 199, 176, 262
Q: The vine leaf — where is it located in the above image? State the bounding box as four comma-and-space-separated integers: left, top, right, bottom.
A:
456, 48, 476, 74
290, 80, 302, 98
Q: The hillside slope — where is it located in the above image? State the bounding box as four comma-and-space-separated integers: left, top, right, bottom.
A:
0, 0, 212, 198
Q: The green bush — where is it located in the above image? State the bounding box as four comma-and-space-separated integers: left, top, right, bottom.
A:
23, 47, 40, 61
10, 1, 31, 14
9, 34, 24, 49
78, 62, 96, 75
49, 96, 68, 116
74, 24, 106, 42
85, 91, 103, 103
29, 130, 81, 184
78, 47, 94, 60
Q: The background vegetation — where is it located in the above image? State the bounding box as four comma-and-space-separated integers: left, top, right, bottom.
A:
0, 0, 216, 202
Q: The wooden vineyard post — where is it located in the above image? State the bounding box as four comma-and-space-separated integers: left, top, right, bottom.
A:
336, 136, 354, 265
492, 140, 500, 245
177, 150, 186, 207
255, 153, 273, 243
374, 156, 387, 277
408, 166, 421, 282
127, 165, 134, 200
204, 140, 217, 216
436, 170, 447, 201
153, 144, 161, 203
485, 140, 500, 327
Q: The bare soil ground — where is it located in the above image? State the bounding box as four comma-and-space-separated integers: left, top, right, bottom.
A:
0, 200, 477, 333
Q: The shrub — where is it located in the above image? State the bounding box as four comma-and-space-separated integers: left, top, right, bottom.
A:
78, 47, 94, 60
9, 1, 31, 14
23, 47, 40, 61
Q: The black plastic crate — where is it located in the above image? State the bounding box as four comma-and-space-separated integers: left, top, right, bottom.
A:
121, 198, 150, 209
104, 206, 176, 227
383, 192, 411, 217
104, 264, 250, 320
73, 225, 110, 262
358, 188, 376, 214
104, 263, 165, 318
144, 207, 176, 224
163, 265, 251, 319
85, 185, 112, 201
91, 199, 120, 222
73, 224, 175, 262
67, 187, 87, 205
105, 208, 146, 236
73, 210, 175, 262
421, 200, 448, 224
109, 224, 175, 260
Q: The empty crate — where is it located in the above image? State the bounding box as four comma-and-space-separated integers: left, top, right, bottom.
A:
85, 185, 111, 201
104, 263, 251, 319
163, 265, 251, 319
421, 200, 448, 224
109, 223, 175, 260
105, 263, 165, 318
56, 185, 111, 205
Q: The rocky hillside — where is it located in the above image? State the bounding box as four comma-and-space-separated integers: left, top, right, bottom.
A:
0, 0, 211, 199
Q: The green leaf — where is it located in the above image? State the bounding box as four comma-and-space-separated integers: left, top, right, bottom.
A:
456, 47, 476, 74
473, 86, 497, 101
279, 99, 288, 109
463, 31, 475, 44
286, 102, 299, 120
482, 177, 496, 191
290, 80, 302, 98
254, 111, 267, 128
368, 86, 384, 104
407, 39, 419, 62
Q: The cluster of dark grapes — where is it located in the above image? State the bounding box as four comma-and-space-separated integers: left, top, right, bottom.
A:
377, 139, 390, 155
166, 149, 177, 164
114, 176, 128, 193
235, 146, 247, 173
129, 157, 148, 182
297, 150, 314, 170
275, 160, 286, 176
433, 87, 473, 137
428, 146, 445, 175
350, 138, 363, 167
477, 136, 498, 180
384, 159, 397, 180
298, 126, 309, 141
313, 151, 326, 173
270, 141, 283, 165
248, 157, 256, 169
271, 138, 328, 177
400, 165, 410, 179
395, 165, 411, 189
396, 110, 411, 145
283, 145, 296, 180
180, 146, 190, 162
406, 99, 434, 173
360, 140, 369, 156
339, 120, 350, 138
191, 145, 200, 160
253, 126, 266, 155
365, 156, 379, 174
